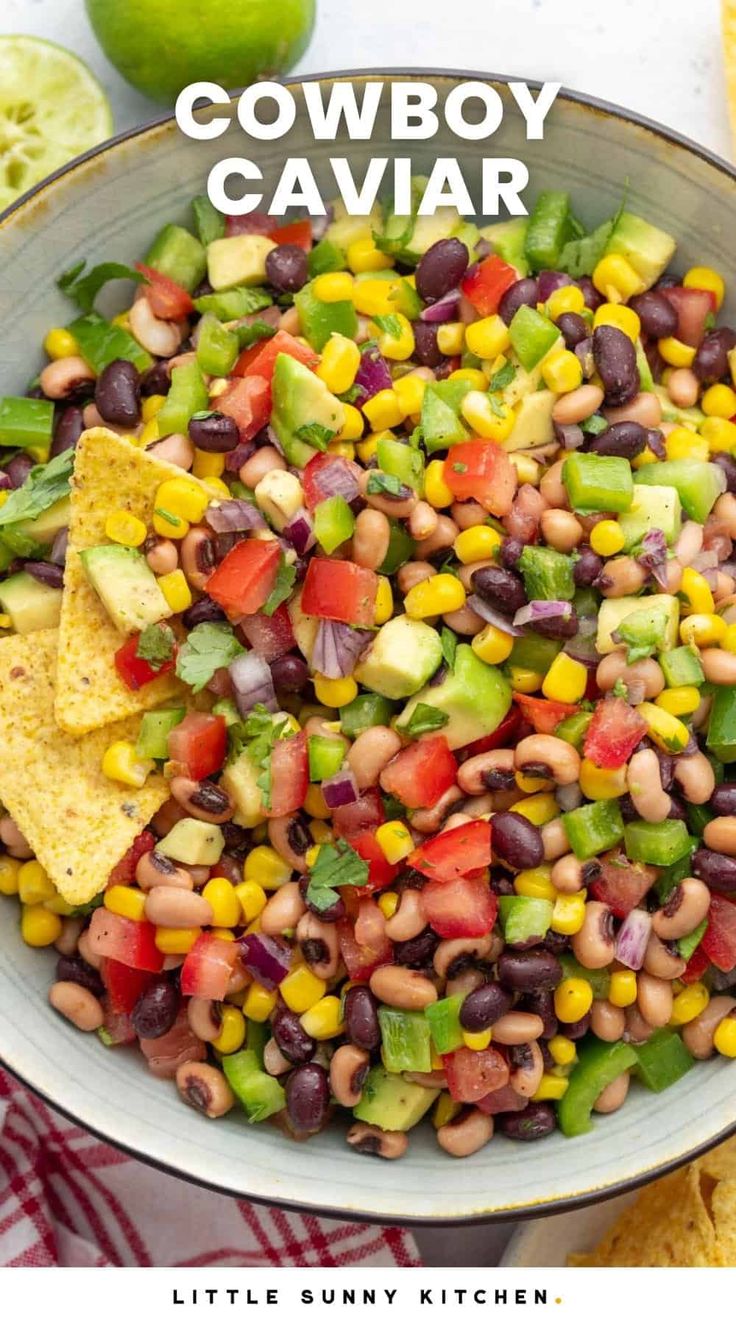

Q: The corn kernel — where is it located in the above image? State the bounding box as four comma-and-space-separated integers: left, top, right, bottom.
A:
300, 995, 344, 1039
684, 265, 724, 310
460, 390, 515, 442
313, 272, 354, 303
152, 507, 189, 539
547, 285, 586, 319
713, 1015, 736, 1057
44, 327, 79, 360
631, 447, 659, 470
374, 312, 415, 362
670, 981, 710, 1026
376, 821, 414, 864
592, 302, 641, 341
655, 685, 701, 717
203, 477, 231, 501
362, 389, 406, 431
723, 623, 736, 654
305, 845, 321, 870
424, 459, 454, 509
702, 383, 736, 418
347, 237, 393, 274
515, 772, 553, 794
609, 969, 637, 1007
21, 903, 62, 947
0, 856, 20, 896
337, 403, 364, 442
374, 576, 393, 625
508, 666, 543, 693
659, 336, 696, 368
154, 925, 201, 954
463, 1029, 492, 1051
212, 1005, 246, 1055
102, 741, 155, 788
235, 880, 267, 923
579, 758, 628, 800
514, 865, 556, 900
141, 394, 166, 422
542, 651, 588, 703
393, 375, 426, 421
551, 891, 587, 936
548, 1034, 578, 1067
665, 426, 709, 462
244, 845, 291, 891
310, 820, 333, 844
105, 511, 147, 548
541, 348, 584, 393
680, 566, 714, 615
512, 793, 558, 826
450, 368, 488, 390
433, 1093, 462, 1129
469, 623, 513, 665
304, 784, 331, 820
243, 982, 278, 1021
104, 884, 147, 921
317, 333, 361, 394
280, 966, 327, 1013
377, 890, 399, 919
201, 877, 241, 928
454, 526, 502, 564
356, 432, 382, 464
436, 322, 466, 356
590, 519, 625, 557
192, 449, 226, 480
533, 1073, 569, 1101
465, 315, 511, 361
17, 860, 55, 905
680, 613, 725, 648
314, 673, 358, 707
155, 477, 209, 526
156, 568, 192, 614
0, 610, 10, 625
592, 255, 645, 303
700, 416, 736, 454
404, 573, 465, 619
554, 976, 593, 1023
43, 892, 75, 916
352, 277, 398, 318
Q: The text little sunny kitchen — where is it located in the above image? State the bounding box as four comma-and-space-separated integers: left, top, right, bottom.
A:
171, 1287, 549, 1307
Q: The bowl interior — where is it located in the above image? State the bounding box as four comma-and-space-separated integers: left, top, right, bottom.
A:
1, 75, 735, 1223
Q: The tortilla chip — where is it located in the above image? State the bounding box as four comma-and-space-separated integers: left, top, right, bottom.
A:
569, 1164, 718, 1266
711, 1177, 736, 1264
55, 428, 204, 735
0, 629, 168, 905
698, 1135, 736, 1183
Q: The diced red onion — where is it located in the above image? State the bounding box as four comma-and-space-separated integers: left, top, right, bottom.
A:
537, 270, 574, 301
513, 600, 573, 629
554, 422, 585, 450
615, 908, 652, 971
228, 651, 277, 715
283, 508, 316, 556
623, 676, 646, 706
205, 499, 266, 533
691, 549, 719, 572
420, 290, 460, 323
312, 619, 374, 679
50, 527, 69, 565
308, 456, 360, 505
645, 428, 666, 460
467, 594, 524, 635
638, 528, 669, 590
721, 561, 736, 578
322, 769, 359, 808
265, 424, 286, 457
0, 470, 11, 491
225, 441, 256, 472
238, 933, 292, 989
563, 633, 598, 665
555, 782, 583, 812
353, 346, 392, 406
701, 566, 719, 589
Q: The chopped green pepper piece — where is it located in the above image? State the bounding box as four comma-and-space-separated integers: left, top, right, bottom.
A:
307, 239, 346, 278
421, 381, 472, 452
195, 313, 239, 377
559, 954, 610, 1000
659, 644, 705, 688
156, 362, 209, 438
0, 397, 54, 454
655, 838, 698, 903
508, 305, 559, 370
136, 708, 186, 760
624, 818, 691, 867
678, 918, 708, 961
708, 686, 736, 763
508, 632, 562, 674
223, 1048, 285, 1122
193, 287, 272, 320
558, 1038, 638, 1137
144, 223, 207, 292
191, 195, 225, 246
377, 1007, 432, 1073
313, 495, 355, 555
524, 190, 573, 270
519, 545, 575, 602
562, 800, 624, 859
555, 710, 593, 750
634, 1029, 694, 1092
425, 995, 465, 1055
307, 734, 345, 782
498, 895, 553, 945
295, 283, 358, 351
339, 692, 396, 737
376, 435, 425, 494
378, 519, 415, 574
562, 453, 634, 514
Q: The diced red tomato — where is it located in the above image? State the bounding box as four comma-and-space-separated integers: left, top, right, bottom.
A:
354, 896, 391, 949
88, 909, 164, 972
108, 831, 156, 887
100, 957, 153, 1015
682, 944, 710, 985
460, 705, 521, 758
102, 1009, 137, 1045
661, 285, 717, 348
267, 731, 308, 818
138, 1007, 206, 1078
216, 375, 271, 443
135, 263, 193, 319
206, 666, 234, 699
337, 915, 392, 981
702, 893, 736, 973
237, 603, 296, 660
332, 787, 385, 836
301, 558, 377, 627
301, 453, 362, 511
443, 440, 517, 517
225, 211, 275, 237
443, 1046, 510, 1103
476, 1084, 527, 1116
421, 874, 497, 939
168, 712, 227, 781
583, 696, 647, 769
114, 634, 176, 691
233, 328, 318, 382
513, 693, 580, 736
180, 933, 239, 1000
206, 539, 281, 618
268, 219, 313, 251
460, 254, 517, 317
345, 829, 399, 891
590, 849, 657, 919
380, 735, 458, 810
409, 821, 493, 883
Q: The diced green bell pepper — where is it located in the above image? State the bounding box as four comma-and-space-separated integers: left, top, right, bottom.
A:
307, 239, 346, 278
558, 1038, 638, 1137
69, 313, 152, 374
497, 895, 553, 945
678, 918, 708, 962
562, 799, 624, 859
708, 686, 736, 763
624, 818, 691, 867
193, 287, 272, 320
223, 1048, 285, 1122
136, 708, 186, 760
378, 1007, 432, 1074
391, 277, 424, 321
425, 995, 465, 1055
144, 223, 207, 292
156, 362, 208, 438
379, 519, 415, 574
191, 194, 225, 246
634, 459, 726, 524
559, 953, 610, 1000
655, 838, 698, 902
295, 283, 358, 352
421, 381, 472, 452
307, 734, 346, 781
339, 692, 396, 737
508, 632, 562, 674
195, 313, 239, 377
519, 545, 575, 602
0, 397, 54, 454
562, 453, 634, 514
313, 495, 355, 555
634, 1028, 694, 1092
659, 644, 704, 689
555, 710, 593, 750
508, 305, 559, 370
687, 802, 714, 837
376, 435, 424, 493
524, 190, 573, 270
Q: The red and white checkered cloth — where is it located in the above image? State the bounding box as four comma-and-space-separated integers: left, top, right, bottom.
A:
0, 1070, 420, 1268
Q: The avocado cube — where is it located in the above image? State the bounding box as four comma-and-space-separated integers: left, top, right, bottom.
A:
15, 496, 71, 546
339, 692, 396, 738
396, 642, 512, 750
145, 223, 207, 292
221, 750, 265, 828
0, 571, 61, 634
659, 645, 705, 689
156, 817, 225, 866
425, 995, 465, 1055
479, 217, 530, 275
596, 594, 679, 656
353, 1067, 439, 1132
618, 485, 681, 550
136, 708, 186, 761
519, 545, 575, 601
270, 353, 345, 468
498, 895, 553, 945
79, 544, 172, 636
421, 381, 471, 453
354, 615, 443, 700
207, 235, 276, 291
377, 1008, 432, 1074
634, 460, 726, 524
505, 390, 556, 452
604, 212, 676, 290
325, 199, 382, 253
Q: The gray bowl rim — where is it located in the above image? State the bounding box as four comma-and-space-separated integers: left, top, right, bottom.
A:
1, 67, 735, 1227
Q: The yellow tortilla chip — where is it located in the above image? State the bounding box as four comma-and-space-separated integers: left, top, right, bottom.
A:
55, 428, 204, 735
698, 1135, 736, 1183
0, 629, 168, 905
569, 1164, 719, 1266
711, 1177, 736, 1264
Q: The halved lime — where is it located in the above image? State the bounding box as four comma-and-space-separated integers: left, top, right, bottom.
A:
0, 36, 113, 212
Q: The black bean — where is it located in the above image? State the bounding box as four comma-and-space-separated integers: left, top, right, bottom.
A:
490, 870, 516, 897
23, 561, 64, 588
556, 312, 589, 350
693, 847, 736, 893
576, 277, 602, 311
519, 989, 558, 1039
181, 596, 227, 629
0, 470, 10, 491
588, 420, 648, 460
131, 978, 180, 1039
459, 981, 512, 1031
216, 853, 245, 884
412, 321, 444, 368
188, 411, 240, 453
471, 565, 527, 616
542, 929, 569, 957
343, 985, 381, 1051
617, 792, 638, 823
51, 404, 84, 456
712, 452, 736, 493
693, 328, 736, 383
533, 605, 579, 640
497, 949, 562, 993
415, 238, 469, 302
564, 1012, 592, 1041
141, 361, 171, 396
285, 1062, 330, 1133
500, 537, 523, 569
491, 812, 544, 870
593, 325, 639, 406
55, 954, 104, 998
270, 654, 310, 693
95, 358, 141, 427
5, 454, 33, 488
498, 1101, 556, 1141
393, 926, 439, 968
221, 823, 251, 857
499, 277, 539, 326
712, 784, 736, 816
629, 291, 678, 340
266, 244, 308, 294
272, 1007, 316, 1065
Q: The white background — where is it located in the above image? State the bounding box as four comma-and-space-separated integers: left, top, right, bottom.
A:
1, 0, 733, 1269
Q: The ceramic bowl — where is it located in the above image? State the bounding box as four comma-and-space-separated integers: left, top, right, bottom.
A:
1, 73, 735, 1224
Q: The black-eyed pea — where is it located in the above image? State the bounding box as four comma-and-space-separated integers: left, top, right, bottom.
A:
129, 294, 182, 357
636, 971, 673, 1028
551, 853, 591, 894
652, 877, 711, 941
180, 528, 216, 591
673, 752, 716, 805
347, 726, 402, 790
571, 901, 616, 969
643, 932, 687, 980
539, 458, 569, 508
0, 815, 34, 859
260, 882, 306, 936
700, 650, 736, 685
329, 1044, 370, 1107
145, 537, 179, 575
147, 434, 194, 470
683, 996, 736, 1059
77, 928, 103, 971
625, 1004, 655, 1044
541, 817, 569, 860
540, 509, 584, 553
263, 1038, 292, 1076
346, 1123, 408, 1159
458, 749, 516, 796
551, 384, 604, 426
626, 748, 671, 823
492, 1012, 544, 1045
704, 816, 736, 857
187, 997, 222, 1042
515, 734, 580, 786
144, 886, 213, 928
598, 557, 648, 597
54, 917, 84, 957
136, 851, 194, 892
590, 999, 626, 1043
175, 1061, 235, 1118
268, 814, 312, 871
451, 499, 487, 530
48, 980, 104, 1031
408, 501, 439, 541
443, 603, 485, 634
39, 356, 95, 399
384, 889, 426, 942
413, 515, 458, 559
352, 508, 391, 571
436, 1108, 494, 1157
296, 912, 340, 979
593, 1071, 630, 1114
508, 1040, 544, 1097
410, 785, 464, 834
239, 446, 287, 488
369, 966, 437, 1010
397, 561, 436, 595
433, 934, 495, 979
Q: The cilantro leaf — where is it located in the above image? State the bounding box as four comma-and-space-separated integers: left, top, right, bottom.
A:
175, 622, 245, 694
580, 413, 608, 436
372, 313, 403, 339
57, 260, 146, 313
306, 840, 370, 913
441, 626, 457, 671
488, 362, 516, 392
136, 623, 176, 669
612, 676, 629, 701
235, 320, 277, 350
294, 422, 335, 451
234, 704, 290, 810
192, 194, 225, 246
366, 471, 404, 497
488, 394, 505, 418
396, 702, 450, 739
262, 555, 296, 617
0, 448, 74, 528
557, 189, 628, 279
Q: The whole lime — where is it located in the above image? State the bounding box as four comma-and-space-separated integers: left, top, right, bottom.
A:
85, 0, 316, 105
